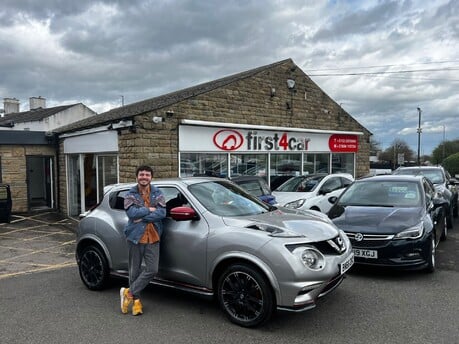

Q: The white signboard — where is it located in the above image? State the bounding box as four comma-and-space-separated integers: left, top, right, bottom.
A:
179, 125, 359, 153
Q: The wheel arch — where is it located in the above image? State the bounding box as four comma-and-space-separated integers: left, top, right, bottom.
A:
210, 252, 281, 305
76, 234, 113, 269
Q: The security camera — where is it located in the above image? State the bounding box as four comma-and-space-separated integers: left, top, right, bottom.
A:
45, 131, 54, 137
152, 116, 164, 124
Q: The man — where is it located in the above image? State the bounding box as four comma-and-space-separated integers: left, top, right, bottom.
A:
120, 165, 166, 315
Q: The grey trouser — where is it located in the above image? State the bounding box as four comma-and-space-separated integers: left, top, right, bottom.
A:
128, 241, 160, 298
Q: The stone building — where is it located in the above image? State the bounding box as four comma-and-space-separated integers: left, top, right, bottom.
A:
54, 58, 371, 217
0, 98, 96, 213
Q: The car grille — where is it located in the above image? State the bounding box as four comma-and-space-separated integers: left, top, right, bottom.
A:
312, 235, 346, 255
345, 232, 393, 248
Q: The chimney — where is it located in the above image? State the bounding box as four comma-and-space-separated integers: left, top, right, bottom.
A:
3, 98, 20, 114
30, 96, 46, 110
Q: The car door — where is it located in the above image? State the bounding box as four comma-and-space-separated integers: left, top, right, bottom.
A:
315, 176, 344, 210
156, 185, 210, 287
424, 179, 443, 244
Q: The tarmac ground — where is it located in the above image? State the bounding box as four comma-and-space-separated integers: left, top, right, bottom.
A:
0, 212, 78, 280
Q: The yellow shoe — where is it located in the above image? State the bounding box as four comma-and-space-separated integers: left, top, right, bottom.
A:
132, 299, 143, 316
120, 287, 133, 314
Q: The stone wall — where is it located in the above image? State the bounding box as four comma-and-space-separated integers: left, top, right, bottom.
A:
0, 145, 56, 213
118, 60, 370, 181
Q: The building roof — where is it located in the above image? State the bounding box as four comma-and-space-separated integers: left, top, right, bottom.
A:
54, 59, 293, 133
0, 104, 78, 126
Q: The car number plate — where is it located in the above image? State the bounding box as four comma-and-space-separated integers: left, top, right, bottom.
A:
340, 253, 354, 274
353, 248, 378, 259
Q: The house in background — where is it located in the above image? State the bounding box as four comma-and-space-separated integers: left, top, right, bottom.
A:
0, 97, 97, 213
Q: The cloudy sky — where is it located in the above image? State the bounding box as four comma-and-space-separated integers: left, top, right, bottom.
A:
1, 0, 458, 155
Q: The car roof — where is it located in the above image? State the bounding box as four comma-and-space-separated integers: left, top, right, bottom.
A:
103, 177, 230, 194
395, 166, 444, 171
355, 174, 424, 183
230, 175, 265, 182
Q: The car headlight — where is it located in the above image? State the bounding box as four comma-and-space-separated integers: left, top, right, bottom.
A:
285, 199, 305, 209
394, 222, 424, 240
292, 246, 325, 270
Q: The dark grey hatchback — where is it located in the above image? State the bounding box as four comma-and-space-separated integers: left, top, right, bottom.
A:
328, 175, 447, 272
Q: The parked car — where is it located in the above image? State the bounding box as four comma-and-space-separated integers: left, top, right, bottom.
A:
328, 175, 447, 272
393, 166, 458, 228
230, 175, 277, 205
272, 173, 354, 213
76, 177, 354, 327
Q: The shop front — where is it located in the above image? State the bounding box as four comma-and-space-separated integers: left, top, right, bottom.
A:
178, 120, 362, 188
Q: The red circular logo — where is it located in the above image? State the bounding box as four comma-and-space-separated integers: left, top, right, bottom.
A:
213, 129, 244, 151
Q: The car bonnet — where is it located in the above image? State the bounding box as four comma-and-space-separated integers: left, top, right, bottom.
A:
332, 206, 424, 234
222, 209, 339, 241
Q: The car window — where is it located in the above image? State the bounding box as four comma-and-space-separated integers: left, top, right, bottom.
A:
321, 177, 341, 192
341, 177, 353, 187
339, 181, 422, 207
395, 168, 445, 184
109, 190, 129, 210
189, 180, 268, 216
236, 181, 264, 197
276, 175, 324, 192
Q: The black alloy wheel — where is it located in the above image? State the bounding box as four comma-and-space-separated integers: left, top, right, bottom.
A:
217, 264, 275, 327
425, 235, 436, 273
78, 245, 109, 290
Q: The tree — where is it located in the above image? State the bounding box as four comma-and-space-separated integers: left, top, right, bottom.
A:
369, 137, 381, 156
442, 152, 459, 177
431, 139, 459, 165
379, 139, 415, 168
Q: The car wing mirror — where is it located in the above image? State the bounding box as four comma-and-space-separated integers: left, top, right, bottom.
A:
328, 196, 338, 204
170, 206, 199, 221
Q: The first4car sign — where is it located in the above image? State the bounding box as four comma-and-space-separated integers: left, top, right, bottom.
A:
179, 125, 359, 153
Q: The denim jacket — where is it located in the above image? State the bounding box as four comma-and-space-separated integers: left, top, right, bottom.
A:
123, 184, 166, 244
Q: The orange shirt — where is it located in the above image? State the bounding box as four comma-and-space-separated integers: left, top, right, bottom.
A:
139, 185, 160, 244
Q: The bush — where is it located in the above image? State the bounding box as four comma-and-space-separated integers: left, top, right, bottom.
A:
443, 152, 459, 178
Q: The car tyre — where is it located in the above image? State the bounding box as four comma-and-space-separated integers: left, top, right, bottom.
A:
453, 201, 458, 218
78, 245, 109, 290
217, 263, 275, 327
425, 235, 436, 273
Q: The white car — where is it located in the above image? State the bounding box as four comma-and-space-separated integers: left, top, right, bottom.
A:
273, 173, 354, 213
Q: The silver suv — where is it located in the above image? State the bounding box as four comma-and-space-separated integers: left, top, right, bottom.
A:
76, 178, 354, 327
393, 166, 458, 228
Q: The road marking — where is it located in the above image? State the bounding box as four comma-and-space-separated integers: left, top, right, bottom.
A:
0, 262, 77, 279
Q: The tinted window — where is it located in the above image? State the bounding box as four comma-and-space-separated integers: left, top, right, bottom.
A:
339, 181, 422, 207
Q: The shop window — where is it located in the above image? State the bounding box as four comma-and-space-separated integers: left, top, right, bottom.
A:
180, 153, 227, 177
0, 157, 2, 183
303, 154, 315, 174
270, 154, 301, 188
230, 154, 267, 179
67, 153, 119, 216
97, 155, 118, 201
331, 153, 354, 176
316, 153, 331, 174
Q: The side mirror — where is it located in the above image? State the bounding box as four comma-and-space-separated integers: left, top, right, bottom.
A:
432, 197, 448, 209
170, 206, 199, 221
328, 196, 338, 204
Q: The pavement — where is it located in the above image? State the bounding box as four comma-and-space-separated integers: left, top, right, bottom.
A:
0, 212, 78, 280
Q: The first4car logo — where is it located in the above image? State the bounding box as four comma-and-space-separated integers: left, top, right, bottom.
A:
213, 129, 310, 151
213, 129, 244, 150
